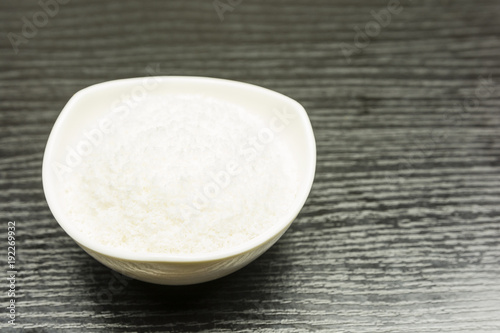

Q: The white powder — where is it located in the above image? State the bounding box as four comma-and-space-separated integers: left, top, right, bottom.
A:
64, 94, 298, 255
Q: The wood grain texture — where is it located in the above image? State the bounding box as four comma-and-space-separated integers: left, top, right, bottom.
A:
1, 0, 500, 332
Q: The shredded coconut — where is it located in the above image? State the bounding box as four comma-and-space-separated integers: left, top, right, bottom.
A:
63, 94, 298, 255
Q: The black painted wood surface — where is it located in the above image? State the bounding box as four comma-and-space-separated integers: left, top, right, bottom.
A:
1, 0, 500, 332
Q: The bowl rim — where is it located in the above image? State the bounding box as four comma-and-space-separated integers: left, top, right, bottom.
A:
42, 76, 316, 263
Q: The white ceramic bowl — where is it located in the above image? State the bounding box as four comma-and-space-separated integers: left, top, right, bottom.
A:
42, 76, 316, 285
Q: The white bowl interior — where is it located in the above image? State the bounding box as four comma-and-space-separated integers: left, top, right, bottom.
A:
43, 76, 316, 263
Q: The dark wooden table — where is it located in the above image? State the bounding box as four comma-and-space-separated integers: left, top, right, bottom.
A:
1, 0, 500, 332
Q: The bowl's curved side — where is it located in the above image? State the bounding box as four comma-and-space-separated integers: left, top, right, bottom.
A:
78, 228, 287, 285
